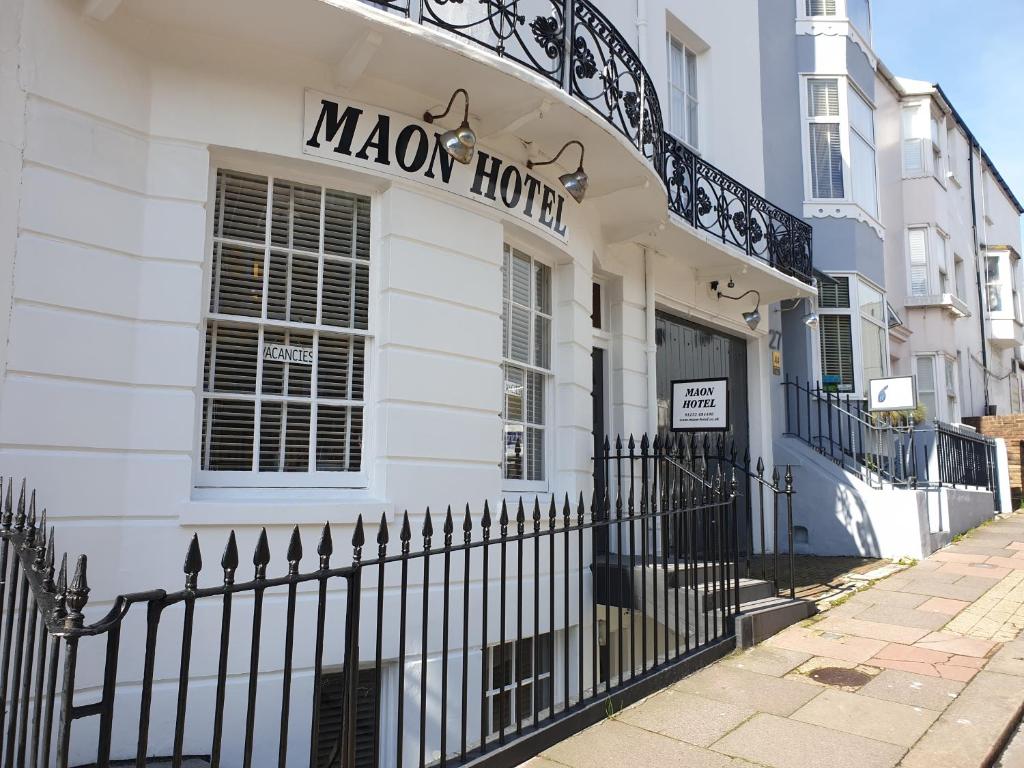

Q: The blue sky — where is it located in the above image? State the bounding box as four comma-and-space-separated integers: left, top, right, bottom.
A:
872, 1, 1024, 220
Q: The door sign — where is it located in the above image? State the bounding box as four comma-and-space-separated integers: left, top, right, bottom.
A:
670, 378, 730, 432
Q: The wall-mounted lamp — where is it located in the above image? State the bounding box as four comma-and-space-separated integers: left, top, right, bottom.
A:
527, 140, 589, 203
424, 88, 477, 165
802, 312, 819, 329
711, 279, 761, 331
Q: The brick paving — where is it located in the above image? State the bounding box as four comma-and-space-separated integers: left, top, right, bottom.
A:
524, 512, 1024, 768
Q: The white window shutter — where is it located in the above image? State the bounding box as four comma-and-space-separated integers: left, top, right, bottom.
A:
808, 79, 840, 117
809, 123, 844, 199
908, 228, 929, 296
806, 0, 837, 15
819, 314, 854, 390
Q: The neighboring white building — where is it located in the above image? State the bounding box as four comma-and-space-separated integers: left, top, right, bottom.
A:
876, 68, 1024, 420
0, 0, 813, 765
762, 0, 1011, 561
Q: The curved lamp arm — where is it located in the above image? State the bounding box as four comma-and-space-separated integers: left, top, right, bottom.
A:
424, 88, 470, 126
527, 140, 586, 171
717, 288, 761, 310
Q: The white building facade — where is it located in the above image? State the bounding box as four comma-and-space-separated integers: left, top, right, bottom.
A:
0, 0, 813, 765
762, 0, 1013, 560
876, 71, 1024, 420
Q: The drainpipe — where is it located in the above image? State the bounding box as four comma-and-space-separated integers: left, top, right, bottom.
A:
644, 248, 658, 441
968, 138, 992, 412
636, 0, 648, 60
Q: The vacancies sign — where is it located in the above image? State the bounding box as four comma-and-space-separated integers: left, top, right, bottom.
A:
670, 378, 729, 432
303, 90, 570, 241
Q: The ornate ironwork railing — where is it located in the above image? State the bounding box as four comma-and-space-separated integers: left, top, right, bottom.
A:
356, 0, 814, 284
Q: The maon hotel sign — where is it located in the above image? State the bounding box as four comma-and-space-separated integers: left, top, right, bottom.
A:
303, 90, 570, 241
671, 378, 729, 432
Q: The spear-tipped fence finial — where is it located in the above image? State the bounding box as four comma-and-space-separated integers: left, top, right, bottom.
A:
352, 515, 365, 563
463, 504, 473, 544
33, 509, 47, 571
422, 507, 434, 549
53, 553, 68, 619
14, 480, 26, 530
184, 534, 203, 590
222, 531, 239, 586
1, 478, 12, 530
400, 511, 412, 554
65, 554, 90, 628
319, 522, 334, 569
287, 526, 303, 575
42, 528, 56, 591
443, 506, 454, 547
481, 500, 492, 539
24, 491, 37, 547
376, 513, 389, 558
253, 528, 271, 580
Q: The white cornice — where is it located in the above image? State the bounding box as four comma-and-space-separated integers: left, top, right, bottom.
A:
803, 202, 885, 240
795, 19, 878, 70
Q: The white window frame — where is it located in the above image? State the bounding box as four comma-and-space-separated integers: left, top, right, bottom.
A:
667, 35, 700, 150
799, 75, 880, 230
502, 241, 554, 493
195, 164, 378, 490
985, 251, 1014, 319
944, 355, 960, 423
935, 229, 950, 295
816, 272, 889, 395
915, 355, 939, 421
906, 225, 932, 297
953, 253, 966, 300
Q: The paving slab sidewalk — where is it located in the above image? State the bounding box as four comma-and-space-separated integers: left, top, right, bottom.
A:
524, 512, 1024, 768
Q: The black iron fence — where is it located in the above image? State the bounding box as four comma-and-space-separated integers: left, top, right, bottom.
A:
782, 377, 999, 501
0, 458, 754, 768
356, 0, 813, 284
595, 434, 796, 601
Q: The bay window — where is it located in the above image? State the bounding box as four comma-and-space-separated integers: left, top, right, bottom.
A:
802, 76, 878, 222
502, 244, 551, 485
200, 170, 370, 485
817, 274, 889, 395
903, 101, 946, 181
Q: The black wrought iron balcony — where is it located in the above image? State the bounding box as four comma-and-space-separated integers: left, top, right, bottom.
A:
358, 0, 814, 284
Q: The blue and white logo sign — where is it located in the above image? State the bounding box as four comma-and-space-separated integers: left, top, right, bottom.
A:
868, 376, 916, 412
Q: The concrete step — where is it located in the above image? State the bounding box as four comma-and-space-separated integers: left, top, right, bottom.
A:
735, 596, 817, 648
691, 578, 775, 614
633, 560, 736, 589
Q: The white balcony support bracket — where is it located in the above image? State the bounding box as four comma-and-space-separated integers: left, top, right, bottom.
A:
83, 0, 122, 20
333, 31, 384, 90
